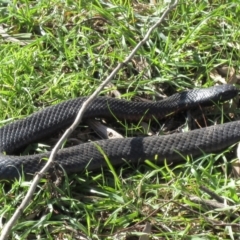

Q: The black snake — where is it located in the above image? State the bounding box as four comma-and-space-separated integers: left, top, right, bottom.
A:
0, 84, 238, 180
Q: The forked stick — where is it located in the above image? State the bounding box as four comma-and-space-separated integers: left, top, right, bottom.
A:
0, 1, 178, 239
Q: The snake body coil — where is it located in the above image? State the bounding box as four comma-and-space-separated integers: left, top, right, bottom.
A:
0, 84, 238, 179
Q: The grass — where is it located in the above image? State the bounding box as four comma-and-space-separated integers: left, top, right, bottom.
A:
1, 0, 240, 239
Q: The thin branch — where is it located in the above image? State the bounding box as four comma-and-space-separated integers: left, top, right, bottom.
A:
0, 1, 178, 239
200, 185, 225, 203
213, 222, 240, 227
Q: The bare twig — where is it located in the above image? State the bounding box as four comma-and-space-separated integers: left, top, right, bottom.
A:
0, 25, 29, 46
200, 185, 225, 203
213, 222, 240, 227
0, 1, 178, 239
